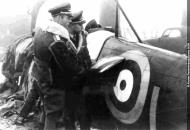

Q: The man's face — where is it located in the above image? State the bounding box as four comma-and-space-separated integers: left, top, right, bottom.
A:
59, 14, 72, 29
69, 23, 83, 33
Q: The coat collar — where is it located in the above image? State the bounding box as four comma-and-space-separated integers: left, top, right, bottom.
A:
40, 20, 70, 40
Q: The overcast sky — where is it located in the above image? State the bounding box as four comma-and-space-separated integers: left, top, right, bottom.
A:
0, 0, 186, 38
0, 0, 33, 17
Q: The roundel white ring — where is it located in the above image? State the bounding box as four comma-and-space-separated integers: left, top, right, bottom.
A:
113, 69, 134, 102
105, 50, 150, 124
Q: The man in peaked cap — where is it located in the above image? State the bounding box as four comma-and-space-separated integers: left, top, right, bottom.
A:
31, 2, 88, 130
48, 2, 73, 29
69, 11, 87, 48
66, 10, 92, 130
69, 10, 91, 73
68, 10, 91, 76
69, 10, 86, 37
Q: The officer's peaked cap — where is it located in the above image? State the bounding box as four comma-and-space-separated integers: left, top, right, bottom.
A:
48, 2, 72, 16
71, 10, 86, 24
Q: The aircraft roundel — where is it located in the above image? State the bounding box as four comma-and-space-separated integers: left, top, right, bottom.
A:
105, 50, 150, 124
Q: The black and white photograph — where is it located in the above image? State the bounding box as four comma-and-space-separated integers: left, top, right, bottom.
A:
0, 0, 187, 129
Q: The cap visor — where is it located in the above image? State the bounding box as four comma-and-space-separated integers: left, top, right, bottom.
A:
71, 20, 86, 24
59, 12, 73, 16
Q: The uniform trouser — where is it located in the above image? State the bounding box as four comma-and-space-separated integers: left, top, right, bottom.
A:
66, 88, 91, 130
31, 59, 67, 130
39, 85, 65, 130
